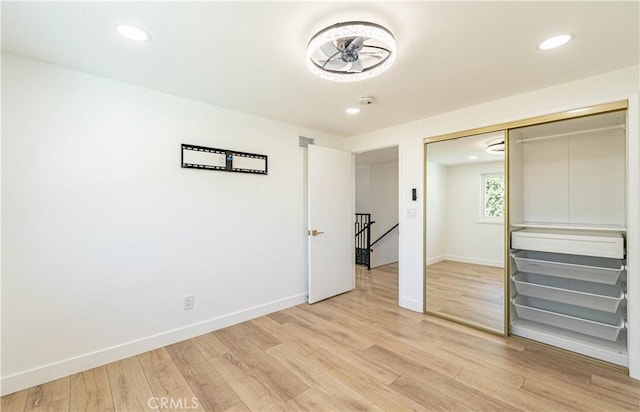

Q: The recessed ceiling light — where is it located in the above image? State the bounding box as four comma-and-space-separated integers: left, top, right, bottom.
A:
468, 155, 479, 160
115, 23, 151, 42
346, 107, 361, 114
538, 34, 572, 50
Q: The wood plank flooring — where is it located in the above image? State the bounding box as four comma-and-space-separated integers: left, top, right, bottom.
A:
426, 260, 504, 332
3, 262, 639, 411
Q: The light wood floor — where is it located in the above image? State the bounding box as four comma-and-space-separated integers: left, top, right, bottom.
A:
426, 260, 504, 332
2, 262, 639, 411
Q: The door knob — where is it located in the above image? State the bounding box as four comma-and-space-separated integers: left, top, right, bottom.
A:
309, 229, 325, 236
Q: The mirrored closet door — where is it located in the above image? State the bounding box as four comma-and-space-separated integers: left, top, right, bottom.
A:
425, 131, 506, 334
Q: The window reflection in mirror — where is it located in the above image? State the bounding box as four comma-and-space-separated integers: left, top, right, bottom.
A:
425, 131, 506, 334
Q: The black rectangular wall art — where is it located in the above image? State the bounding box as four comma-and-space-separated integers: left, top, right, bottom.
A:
181, 144, 268, 175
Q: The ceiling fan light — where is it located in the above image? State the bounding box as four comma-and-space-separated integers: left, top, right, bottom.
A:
306, 22, 396, 82
486, 140, 505, 154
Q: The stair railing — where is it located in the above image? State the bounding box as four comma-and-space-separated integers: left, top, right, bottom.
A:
355, 213, 374, 269
370, 223, 399, 249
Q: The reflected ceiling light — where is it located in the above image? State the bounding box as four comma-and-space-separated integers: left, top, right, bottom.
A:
468, 155, 479, 160
568, 107, 590, 113
346, 107, 361, 114
306, 22, 396, 82
538, 34, 572, 50
486, 140, 505, 154
115, 23, 151, 42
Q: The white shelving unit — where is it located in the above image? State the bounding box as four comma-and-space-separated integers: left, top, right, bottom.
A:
508, 109, 629, 367
509, 229, 628, 366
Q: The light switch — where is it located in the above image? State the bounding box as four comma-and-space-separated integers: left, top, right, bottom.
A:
407, 208, 417, 218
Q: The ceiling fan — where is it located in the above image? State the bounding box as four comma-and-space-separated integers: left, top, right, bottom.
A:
306, 22, 396, 82
317, 35, 390, 73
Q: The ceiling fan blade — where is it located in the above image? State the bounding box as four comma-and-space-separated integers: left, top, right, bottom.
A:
348, 59, 364, 73
346, 36, 365, 52
320, 41, 339, 57
322, 58, 349, 70
359, 52, 384, 60
359, 55, 380, 67
362, 45, 391, 53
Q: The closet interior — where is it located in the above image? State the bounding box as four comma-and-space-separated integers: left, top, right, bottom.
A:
508, 109, 628, 366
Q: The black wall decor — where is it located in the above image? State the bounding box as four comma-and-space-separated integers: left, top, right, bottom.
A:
181, 143, 268, 175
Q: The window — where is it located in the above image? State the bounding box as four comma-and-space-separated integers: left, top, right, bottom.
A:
480, 173, 504, 222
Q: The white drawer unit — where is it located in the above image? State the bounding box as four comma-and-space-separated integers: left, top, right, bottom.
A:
511, 229, 624, 259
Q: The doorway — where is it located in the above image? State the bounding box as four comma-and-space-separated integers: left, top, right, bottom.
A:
355, 146, 400, 270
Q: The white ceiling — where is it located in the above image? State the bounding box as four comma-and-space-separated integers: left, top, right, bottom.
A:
2, 2, 638, 137
356, 146, 398, 166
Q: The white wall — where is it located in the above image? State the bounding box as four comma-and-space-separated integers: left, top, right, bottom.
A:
355, 161, 399, 268
346, 65, 640, 378
0, 53, 345, 394
426, 162, 447, 264
426, 160, 504, 267
355, 166, 370, 212
445, 161, 504, 267
369, 161, 399, 268
521, 131, 626, 225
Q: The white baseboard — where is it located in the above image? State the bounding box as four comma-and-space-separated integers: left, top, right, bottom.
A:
445, 255, 504, 268
370, 260, 399, 269
1, 293, 307, 396
426, 255, 446, 265
399, 296, 422, 313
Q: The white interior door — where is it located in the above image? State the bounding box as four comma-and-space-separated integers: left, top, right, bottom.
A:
308, 145, 354, 304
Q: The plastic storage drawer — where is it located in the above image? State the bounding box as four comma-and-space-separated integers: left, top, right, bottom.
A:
512, 296, 625, 341
512, 273, 625, 313
511, 251, 624, 285
511, 229, 624, 258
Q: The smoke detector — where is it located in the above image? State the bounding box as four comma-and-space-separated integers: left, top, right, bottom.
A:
359, 96, 374, 105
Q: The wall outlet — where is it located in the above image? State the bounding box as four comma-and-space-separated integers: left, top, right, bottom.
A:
184, 295, 195, 311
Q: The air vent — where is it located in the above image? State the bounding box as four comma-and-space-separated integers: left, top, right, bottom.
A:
299, 136, 315, 148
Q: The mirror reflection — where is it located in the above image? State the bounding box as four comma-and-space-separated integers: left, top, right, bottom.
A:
425, 131, 505, 333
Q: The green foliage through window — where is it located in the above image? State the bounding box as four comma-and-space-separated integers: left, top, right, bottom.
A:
484, 175, 504, 218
